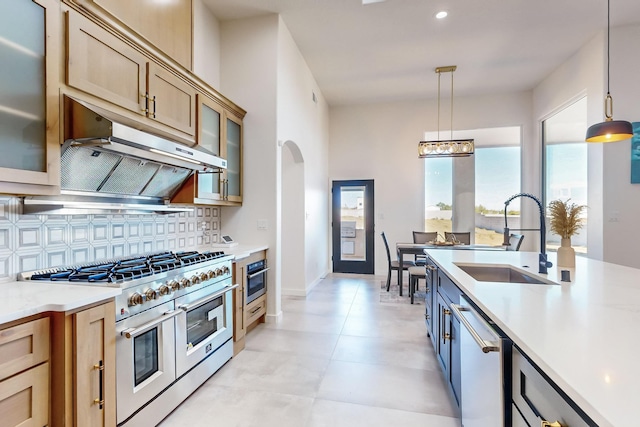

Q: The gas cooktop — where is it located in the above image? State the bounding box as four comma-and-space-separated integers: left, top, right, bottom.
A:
19, 251, 227, 284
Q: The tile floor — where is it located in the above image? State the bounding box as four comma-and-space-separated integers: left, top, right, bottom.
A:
159, 273, 461, 427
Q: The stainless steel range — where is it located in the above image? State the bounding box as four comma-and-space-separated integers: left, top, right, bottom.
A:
20, 250, 237, 427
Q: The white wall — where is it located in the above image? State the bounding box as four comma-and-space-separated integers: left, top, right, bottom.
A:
220, 15, 280, 315
192, 0, 221, 88
603, 24, 640, 268
276, 18, 330, 294
329, 92, 533, 275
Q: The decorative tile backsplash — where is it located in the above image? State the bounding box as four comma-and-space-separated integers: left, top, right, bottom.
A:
0, 197, 221, 282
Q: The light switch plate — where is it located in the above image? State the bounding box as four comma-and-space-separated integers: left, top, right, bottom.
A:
257, 219, 268, 230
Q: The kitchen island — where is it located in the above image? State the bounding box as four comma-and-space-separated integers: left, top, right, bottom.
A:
426, 249, 639, 427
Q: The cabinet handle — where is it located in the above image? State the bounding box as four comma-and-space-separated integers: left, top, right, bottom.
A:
151, 95, 156, 118
93, 360, 104, 409
442, 308, 451, 343
141, 93, 149, 114
541, 422, 564, 427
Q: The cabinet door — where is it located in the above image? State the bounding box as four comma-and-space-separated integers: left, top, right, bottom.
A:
0, 362, 49, 427
0, 0, 60, 191
67, 10, 147, 116
147, 62, 196, 137
195, 94, 224, 201
78, 0, 192, 69
450, 312, 461, 406
436, 292, 451, 381
223, 113, 243, 203
75, 302, 116, 427
0, 317, 49, 382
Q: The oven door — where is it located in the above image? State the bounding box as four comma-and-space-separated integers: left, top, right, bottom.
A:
174, 282, 238, 377
116, 301, 179, 424
246, 265, 268, 305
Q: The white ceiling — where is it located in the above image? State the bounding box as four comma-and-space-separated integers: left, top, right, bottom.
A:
202, 0, 640, 106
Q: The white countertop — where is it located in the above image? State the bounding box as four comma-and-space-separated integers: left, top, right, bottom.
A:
222, 244, 269, 261
0, 281, 121, 325
426, 250, 639, 427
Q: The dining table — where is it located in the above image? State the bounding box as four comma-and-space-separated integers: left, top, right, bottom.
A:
395, 242, 506, 298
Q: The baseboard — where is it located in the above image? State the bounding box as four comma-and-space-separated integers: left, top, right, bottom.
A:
265, 311, 282, 323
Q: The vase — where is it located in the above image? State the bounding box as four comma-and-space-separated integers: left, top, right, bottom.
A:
557, 237, 575, 268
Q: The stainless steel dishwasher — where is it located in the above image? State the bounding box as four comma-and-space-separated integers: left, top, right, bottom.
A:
451, 295, 505, 427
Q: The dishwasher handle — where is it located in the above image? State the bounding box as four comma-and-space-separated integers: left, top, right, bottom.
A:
450, 303, 500, 353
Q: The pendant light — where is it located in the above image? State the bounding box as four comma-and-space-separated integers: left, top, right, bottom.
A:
418, 66, 474, 158
585, 0, 633, 143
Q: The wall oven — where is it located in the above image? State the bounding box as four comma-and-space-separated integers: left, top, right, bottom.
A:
246, 259, 268, 304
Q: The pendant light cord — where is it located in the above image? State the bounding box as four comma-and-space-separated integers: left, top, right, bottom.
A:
607, 0, 610, 95
450, 70, 454, 141
436, 71, 441, 140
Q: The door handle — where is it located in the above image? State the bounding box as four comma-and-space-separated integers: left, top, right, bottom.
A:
93, 360, 104, 409
450, 304, 500, 353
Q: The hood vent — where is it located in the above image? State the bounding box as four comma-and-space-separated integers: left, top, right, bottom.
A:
23, 98, 226, 215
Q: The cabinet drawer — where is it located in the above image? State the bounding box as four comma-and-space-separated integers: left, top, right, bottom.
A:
0, 362, 49, 427
245, 298, 266, 326
512, 346, 593, 427
0, 318, 49, 381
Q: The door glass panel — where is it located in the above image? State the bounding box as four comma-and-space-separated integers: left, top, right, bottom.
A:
185, 296, 222, 349
200, 103, 220, 156
340, 186, 365, 261
226, 118, 241, 197
543, 97, 588, 254
133, 328, 159, 386
0, 0, 46, 172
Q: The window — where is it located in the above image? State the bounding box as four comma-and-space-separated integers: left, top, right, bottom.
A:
543, 97, 588, 254
423, 127, 521, 244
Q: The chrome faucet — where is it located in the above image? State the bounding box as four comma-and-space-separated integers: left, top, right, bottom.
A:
503, 193, 553, 274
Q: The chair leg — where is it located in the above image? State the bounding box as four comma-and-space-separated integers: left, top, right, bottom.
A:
410, 274, 415, 304
386, 269, 392, 292
398, 269, 402, 296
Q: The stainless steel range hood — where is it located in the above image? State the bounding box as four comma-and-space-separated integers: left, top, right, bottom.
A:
23, 98, 226, 215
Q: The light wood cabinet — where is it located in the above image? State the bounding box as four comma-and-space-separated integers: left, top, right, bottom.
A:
232, 250, 267, 355
0, 0, 61, 196
74, 0, 192, 69
51, 299, 116, 427
66, 10, 196, 141
0, 317, 51, 427
171, 97, 244, 206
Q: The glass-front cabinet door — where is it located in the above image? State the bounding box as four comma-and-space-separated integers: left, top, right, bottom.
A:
224, 113, 242, 203
0, 0, 60, 193
195, 94, 224, 201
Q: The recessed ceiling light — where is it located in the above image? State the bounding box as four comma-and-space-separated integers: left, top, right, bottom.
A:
362, 0, 385, 5
435, 11, 448, 19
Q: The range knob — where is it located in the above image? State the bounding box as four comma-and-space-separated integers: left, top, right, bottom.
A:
145, 289, 158, 301
128, 293, 144, 307
222, 266, 230, 275
207, 270, 215, 280
199, 272, 208, 282
169, 280, 180, 291
180, 278, 191, 288
158, 285, 171, 296
190, 275, 200, 286
214, 268, 222, 277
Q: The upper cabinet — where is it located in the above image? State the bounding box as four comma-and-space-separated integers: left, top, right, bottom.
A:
0, 0, 61, 195
171, 94, 243, 206
66, 10, 196, 142
73, 0, 192, 70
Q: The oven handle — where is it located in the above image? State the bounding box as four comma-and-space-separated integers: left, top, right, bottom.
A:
121, 310, 182, 339
247, 267, 269, 279
178, 284, 239, 312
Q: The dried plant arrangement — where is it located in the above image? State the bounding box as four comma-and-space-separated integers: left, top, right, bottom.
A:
548, 199, 586, 239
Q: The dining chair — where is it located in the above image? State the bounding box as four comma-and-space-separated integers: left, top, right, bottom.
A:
445, 231, 471, 245
412, 231, 437, 265
506, 234, 524, 251
381, 232, 415, 292
408, 266, 426, 304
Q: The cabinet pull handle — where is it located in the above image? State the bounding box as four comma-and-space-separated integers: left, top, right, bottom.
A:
250, 305, 262, 315
93, 360, 104, 409
541, 422, 564, 427
442, 308, 451, 343
151, 95, 156, 118
141, 93, 149, 113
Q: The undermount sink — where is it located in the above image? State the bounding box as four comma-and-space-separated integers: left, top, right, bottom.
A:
455, 263, 557, 285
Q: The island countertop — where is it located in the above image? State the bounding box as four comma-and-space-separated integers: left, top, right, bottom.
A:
0, 280, 121, 325
425, 249, 640, 427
